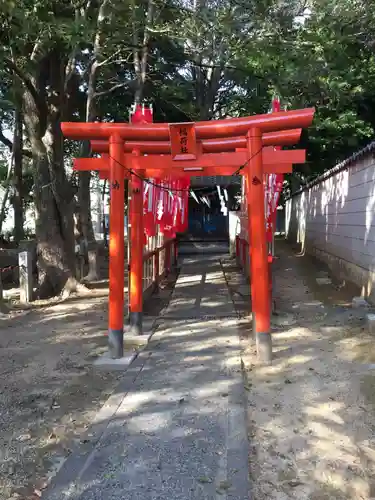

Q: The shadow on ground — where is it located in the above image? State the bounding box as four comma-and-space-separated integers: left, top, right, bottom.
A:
224, 239, 375, 500
0, 268, 179, 499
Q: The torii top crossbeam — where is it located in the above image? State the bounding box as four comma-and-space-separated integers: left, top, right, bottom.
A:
61, 108, 314, 141
89, 129, 302, 154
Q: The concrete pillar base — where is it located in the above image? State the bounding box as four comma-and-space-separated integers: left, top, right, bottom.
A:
129, 311, 143, 335
256, 331, 272, 364
108, 329, 124, 359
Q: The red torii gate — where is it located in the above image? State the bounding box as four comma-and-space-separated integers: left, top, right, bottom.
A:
62, 107, 315, 364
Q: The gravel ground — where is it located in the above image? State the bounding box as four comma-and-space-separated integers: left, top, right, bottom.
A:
222, 241, 375, 500
0, 270, 177, 500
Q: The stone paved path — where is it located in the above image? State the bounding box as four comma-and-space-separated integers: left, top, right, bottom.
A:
43, 255, 250, 500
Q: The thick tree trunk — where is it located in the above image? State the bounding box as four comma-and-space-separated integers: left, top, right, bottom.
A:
32, 144, 75, 297
22, 51, 79, 298
13, 104, 24, 244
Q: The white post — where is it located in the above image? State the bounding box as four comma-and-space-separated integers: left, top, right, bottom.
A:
18, 251, 33, 303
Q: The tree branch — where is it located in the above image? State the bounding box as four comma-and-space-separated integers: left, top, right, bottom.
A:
94, 81, 130, 98
65, 47, 79, 92
4, 58, 46, 117
96, 48, 122, 67
0, 129, 13, 151
0, 128, 32, 158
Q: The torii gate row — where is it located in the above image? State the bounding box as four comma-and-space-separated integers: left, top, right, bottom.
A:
62, 107, 315, 364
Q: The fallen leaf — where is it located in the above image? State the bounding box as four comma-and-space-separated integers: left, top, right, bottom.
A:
198, 476, 212, 484
218, 480, 232, 490
288, 480, 303, 487
17, 433, 31, 442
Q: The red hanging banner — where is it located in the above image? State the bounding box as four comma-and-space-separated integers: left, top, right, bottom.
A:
265, 96, 283, 243
130, 104, 154, 244
143, 180, 156, 237
165, 177, 175, 238
265, 173, 283, 242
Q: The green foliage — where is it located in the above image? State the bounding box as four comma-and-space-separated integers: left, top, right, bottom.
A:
240, 0, 375, 176
1, 0, 375, 190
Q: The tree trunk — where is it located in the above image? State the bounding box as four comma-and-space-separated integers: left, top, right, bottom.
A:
78, 167, 98, 281
0, 272, 9, 314
13, 103, 24, 244
77, 61, 99, 282
0, 155, 13, 234
22, 51, 78, 298
31, 141, 75, 297
133, 0, 153, 103
76, 0, 113, 282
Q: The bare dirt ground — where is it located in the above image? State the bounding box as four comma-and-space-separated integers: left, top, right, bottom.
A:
0, 267, 177, 500
223, 240, 375, 500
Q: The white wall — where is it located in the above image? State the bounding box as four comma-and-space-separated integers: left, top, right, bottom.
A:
228, 211, 241, 255
286, 149, 375, 299
0, 184, 36, 236
90, 176, 108, 237
0, 174, 109, 240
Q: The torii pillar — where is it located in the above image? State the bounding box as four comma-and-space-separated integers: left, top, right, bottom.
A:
108, 134, 126, 357
128, 104, 153, 335
247, 128, 272, 362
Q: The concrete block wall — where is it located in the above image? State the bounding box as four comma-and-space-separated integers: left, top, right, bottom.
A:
285, 144, 375, 301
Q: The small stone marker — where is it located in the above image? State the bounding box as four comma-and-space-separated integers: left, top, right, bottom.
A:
367, 314, 375, 334
292, 300, 324, 309
352, 296, 369, 309
316, 277, 332, 285
18, 251, 33, 303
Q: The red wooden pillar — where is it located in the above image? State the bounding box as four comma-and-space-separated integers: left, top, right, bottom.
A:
128, 104, 152, 332
247, 127, 272, 363
108, 134, 125, 358
129, 170, 144, 335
